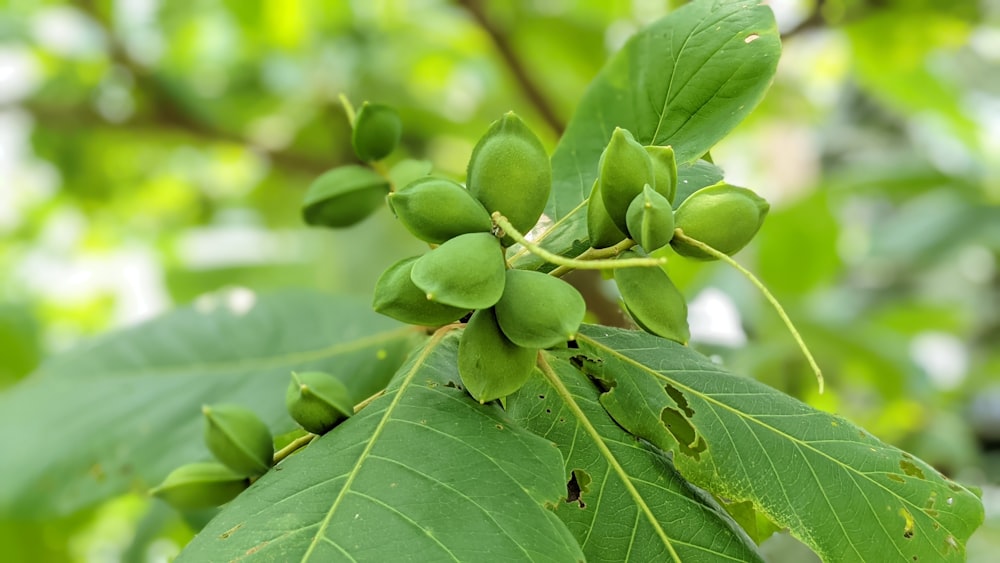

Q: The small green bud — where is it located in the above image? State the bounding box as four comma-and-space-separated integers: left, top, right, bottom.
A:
626, 184, 675, 252
302, 165, 389, 228
373, 257, 469, 326
467, 112, 551, 237
387, 177, 492, 243
352, 102, 402, 162
614, 250, 689, 344
150, 462, 248, 510
587, 179, 628, 249
494, 269, 585, 349
203, 404, 274, 477
671, 182, 770, 260
458, 307, 538, 403
599, 127, 654, 233
646, 145, 677, 204
410, 233, 507, 310
286, 371, 354, 435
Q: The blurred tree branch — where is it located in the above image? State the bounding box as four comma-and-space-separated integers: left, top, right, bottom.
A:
455, 0, 565, 136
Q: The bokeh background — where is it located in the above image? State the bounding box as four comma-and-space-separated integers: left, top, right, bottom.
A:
1, 0, 998, 560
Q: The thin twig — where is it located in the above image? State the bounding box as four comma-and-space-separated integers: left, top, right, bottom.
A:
455, 0, 565, 136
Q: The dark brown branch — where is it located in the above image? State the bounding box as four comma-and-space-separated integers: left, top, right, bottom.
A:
456, 0, 565, 136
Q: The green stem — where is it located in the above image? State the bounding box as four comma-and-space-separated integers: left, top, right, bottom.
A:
338, 93, 357, 127
547, 239, 638, 277
273, 433, 316, 465
673, 229, 825, 394
493, 213, 663, 272
536, 355, 682, 563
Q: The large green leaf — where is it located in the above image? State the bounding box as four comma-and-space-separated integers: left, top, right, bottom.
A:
511, 0, 776, 268
0, 289, 419, 518
507, 355, 763, 562
178, 330, 583, 562
572, 326, 984, 562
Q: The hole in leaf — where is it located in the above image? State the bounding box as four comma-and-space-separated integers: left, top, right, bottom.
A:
495, 424, 503, 430
664, 384, 694, 417
538, 395, 546, 400
545, 408, 552, 414
444, 381, 461, 389
900, 508, 915, 539
565, 469, 592, 508
661, 407, 706, 460
567, 340, 579, 349
899, 459, 926, 480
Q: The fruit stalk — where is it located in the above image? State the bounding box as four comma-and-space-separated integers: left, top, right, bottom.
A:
673, 228, 824, 393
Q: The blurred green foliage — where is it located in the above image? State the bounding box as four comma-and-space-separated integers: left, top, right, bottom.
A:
1, 0, 998, 560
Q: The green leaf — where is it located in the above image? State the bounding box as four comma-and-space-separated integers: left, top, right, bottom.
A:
511, 0, 771, 268
573, 326, 984, 562
0, 289, 418, 517
507, 355, 763, 562
178, 330, 584, 562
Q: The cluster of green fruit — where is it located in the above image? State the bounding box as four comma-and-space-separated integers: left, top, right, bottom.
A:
587, 127, 769, 345
373, 113, 585, 403
151, 371, 353, 510
298, 99, 772, 404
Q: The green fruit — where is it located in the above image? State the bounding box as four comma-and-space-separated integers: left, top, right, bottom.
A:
467, 112, 551, 236
646, 145, 677, 204
150, 462, 248, 510
458, 307, 538, 403
203, 404, 274, 477
387, 177, 492, 243
494, 269, 585, 349
587, 179, 627, 249
352, 102, 402, 162
614, 250, 689, 344
671, 182, 770, 260
286, 371, 354, 435
626, 184, 675, 252
373, 257, 469, 326
302, 165, 389, 228
599, 127, 654, 233
411, 233, 506, 309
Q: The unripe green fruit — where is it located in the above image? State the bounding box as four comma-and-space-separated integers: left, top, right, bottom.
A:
467, 112, 551, 237
373, 257, 469, 326
614, 250, 689, 344
286, 371, 354, 435
352, 102, 402, 162
150, 462, 248, 510
646, 145, 677, 204
387, 177, 492, 243
203, 404, 274, 477
626, 184, 675, 252
671, 182, 770, 260
587, 179, 627, 249
458, 307, 538, 403
599, 127, 654, 233
302, 165, 389, 228
411, 233, 506, 309
494, 269, 586, 349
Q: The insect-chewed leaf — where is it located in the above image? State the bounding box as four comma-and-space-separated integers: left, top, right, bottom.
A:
202, 404, 274, 477
458, 308, 538, 403
672, 182, 770, 260
646, 145, 678, 204
614, 250, 689, 344
467, 112, 551, 236
301, 165, 389, 228
286, 371, 354, 435
599, 127, 654, 233
626, 184, 675, 252
586, 180, 628, 249
494, 269, 585, 349
351, 102, 402, 163
150, 462, 249, 511
410, 233, 506, 310
387, 177, 492, 243
373, 257, 469, 326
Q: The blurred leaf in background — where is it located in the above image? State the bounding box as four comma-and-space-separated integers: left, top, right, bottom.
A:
1, 0, 998, 560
